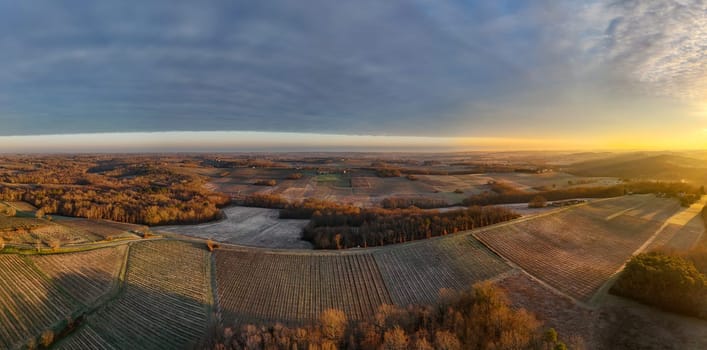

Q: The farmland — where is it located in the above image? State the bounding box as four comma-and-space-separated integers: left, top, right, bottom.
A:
61, 240, 212, 349
30, 246, 127, 306
215, 248, 392, 324
0, 201, 144, 248
474, 195, 692, 301
0, 255, 77, 349
0, 192, 701, 348
157, 206, 311, 249
374, 234, 511, 306
171, 153, 625, 208
0, 152, 705, 348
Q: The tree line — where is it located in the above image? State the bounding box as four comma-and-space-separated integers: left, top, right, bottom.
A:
302, 206, 519, 249
237, 194, 519, 249
206, 282, 572, 350
463, 181, 703, 207
380, 197, 450, 209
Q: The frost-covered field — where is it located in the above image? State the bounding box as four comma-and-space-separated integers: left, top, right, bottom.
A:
157, 206, 312, 249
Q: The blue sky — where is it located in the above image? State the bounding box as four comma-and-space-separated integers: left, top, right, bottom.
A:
0, 0, 705, 150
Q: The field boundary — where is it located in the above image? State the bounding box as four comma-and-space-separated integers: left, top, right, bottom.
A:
212, 199, 599, 256
590, 196, 707, 305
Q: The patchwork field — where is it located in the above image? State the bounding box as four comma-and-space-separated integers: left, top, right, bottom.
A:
157, 206, 311, 249
474, 195, 689, 302
203, 167, 622, 208
213, 232, 514, 326
0, 190, 702, 348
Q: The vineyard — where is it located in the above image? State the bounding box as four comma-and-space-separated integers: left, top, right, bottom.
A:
475, 195, 681, 301
0, 255, 77, 349
53, 218, 145, 241
60, 240, 212, 349
55, 325, 116, 350
31, 246, 127, 306
215, 248, 392, 325
0, 192, 701, 348
374, 235, 511, 306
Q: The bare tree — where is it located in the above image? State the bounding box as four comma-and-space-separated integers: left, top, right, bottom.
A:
320, 309, 347, 343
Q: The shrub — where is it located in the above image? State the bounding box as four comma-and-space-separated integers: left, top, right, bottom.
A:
40, 330, 54, 347
528, 195, 547, 208
434, 330, 461, 350
48, 239, 61, 251
5, 207, 16, 217
611, 252, 707, 318
320, 309, 347, 342
382, 326, 408, 350
286, 173, 304, 180
241, 193, 289, 209
206, 239, 220, 252
375, 168, 402, 177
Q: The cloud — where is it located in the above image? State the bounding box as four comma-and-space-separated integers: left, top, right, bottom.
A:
592, 0, 706, 100
0, 0, 704, 139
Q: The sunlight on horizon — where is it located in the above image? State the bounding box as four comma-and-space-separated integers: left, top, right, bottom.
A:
0, 130, 704, 153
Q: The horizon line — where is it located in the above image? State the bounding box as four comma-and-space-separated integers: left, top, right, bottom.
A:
0, 130, 702, 153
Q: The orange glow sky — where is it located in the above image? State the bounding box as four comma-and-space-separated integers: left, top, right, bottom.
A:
0, 1, 705, 152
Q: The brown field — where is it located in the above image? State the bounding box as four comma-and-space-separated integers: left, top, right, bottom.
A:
215, 248, 392, 325
31, 246, 127, 306
6, 201, 39, 211
474, 195, 691, 302
52, 218, 146, 241
213, 233, 513, 326
496, 270, 707, 349
1, 217, 142, 248
201, 166, 621, 208
374, 235, 512, 306
0, 255, 78, 349
488, 172, 620, 191
495, 271, 595, 349
62, 240, 212, 349
0, 212, 45, 233
1, 201, 143, 247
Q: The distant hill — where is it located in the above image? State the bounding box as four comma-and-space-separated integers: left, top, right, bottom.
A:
567, 152, 707, 185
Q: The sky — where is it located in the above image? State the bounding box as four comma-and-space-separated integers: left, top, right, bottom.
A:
0, 0, 705, 152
